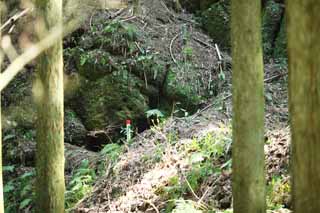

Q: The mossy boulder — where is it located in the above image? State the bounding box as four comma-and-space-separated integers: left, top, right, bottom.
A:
2, 96, 88, 146
75, 72, 149, 133
72, 49, 115, 81
3, 98, 36, 131
64, 110, 88, 145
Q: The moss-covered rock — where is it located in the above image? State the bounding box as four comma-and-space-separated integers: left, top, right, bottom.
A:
3, 98, 36, 131
75, 72, 149, 133
64, 110, 88, 145
2, 97, 88, 146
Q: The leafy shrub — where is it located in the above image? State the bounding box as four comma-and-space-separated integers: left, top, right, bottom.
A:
65, 159, 96, 209
4, 168, 35, 212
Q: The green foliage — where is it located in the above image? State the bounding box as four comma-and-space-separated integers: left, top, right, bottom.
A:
165, 70, 202, 111
182, 46, 194, 61
78, 73, 148, 131
173, 199, 202, 213
4, 168, 35, 212
65, 159, 97, 209
146, 109, 165, 126
155, 130, 232, 212
267, 176, 290, 210
262, 1, 283, 57
187, 132, 231, 160
200, 1, 231, 51
146, 109, 164, 119
273, 18, 287, 60
100, 143, 123, 163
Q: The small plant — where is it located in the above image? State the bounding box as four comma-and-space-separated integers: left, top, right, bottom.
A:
173, 199, 203, 213
267, 175, 290, 210
4, 168, 35, 212
182, 46, 193, 61
146, 109, 165, 125
120, 125, 134, 144
65, 159, 96, 209
100, 143, 123, 163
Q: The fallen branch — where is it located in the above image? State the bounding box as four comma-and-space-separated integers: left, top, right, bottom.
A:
0, 17, 83, 91
192, 36, 214, 49
0, 8, 32, 32
169, 33, 180, 64
215, 43, 222, 61
264, 72, 286, 83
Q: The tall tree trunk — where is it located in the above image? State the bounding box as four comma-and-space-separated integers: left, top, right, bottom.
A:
34, 0, 65, 212
231, 0, 266, 212
287, 1, 320, 212
0, 6, 4, 213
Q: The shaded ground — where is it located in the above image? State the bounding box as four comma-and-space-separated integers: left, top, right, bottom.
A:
2, 1, 291, 212
74, 47, 290, 213
72, 1, 291, 213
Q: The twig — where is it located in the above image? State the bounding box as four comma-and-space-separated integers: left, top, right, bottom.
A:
197, 176, 221, 205
183, 176, 200, 200
135, 41, 144, 54
120, 16, 137, 22
264, 72, 286, 83
160, 0, 176, 19
144, 200, 160, 213
192, 36, 214, 49
0, 17, 83, 91
215, 43, 222, 61
0, 8, 32, 32
110, 8, 125, 19
170, 33, 180, 64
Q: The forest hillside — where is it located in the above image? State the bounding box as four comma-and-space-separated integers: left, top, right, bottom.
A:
3, 0, 291, 212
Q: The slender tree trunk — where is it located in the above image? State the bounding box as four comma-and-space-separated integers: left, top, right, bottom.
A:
34, 0, 65, 212
231, 0, 266, 212
287, 1, 320, 212
0, 6, 4, 213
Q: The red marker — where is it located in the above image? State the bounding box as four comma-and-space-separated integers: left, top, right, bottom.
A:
126, 119, 131, 142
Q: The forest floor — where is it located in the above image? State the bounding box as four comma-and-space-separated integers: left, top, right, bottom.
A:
75, 64, 290, 213
74, 3, 291, 212
2, 1, 291, 212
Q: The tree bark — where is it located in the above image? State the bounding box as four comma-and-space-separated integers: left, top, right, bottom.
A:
34, 0, 65, 212
231, 0, 266, 212
287, 1, 320, 212
0, 5, 4, 213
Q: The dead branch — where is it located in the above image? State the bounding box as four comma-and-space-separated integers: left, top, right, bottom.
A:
0, 8, 32, 32
0, 16, 84, 91
170, 33, 180, 64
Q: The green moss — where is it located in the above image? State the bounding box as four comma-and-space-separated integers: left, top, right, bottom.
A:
267, 176, 290, 210
75, 49, 115, 81
262, 1, 284, 57
78, 72, 148, 131
164, 70, 201, 111
201, 0, 231, 51
273, 19, 287, 60
4, 98, 36, 130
